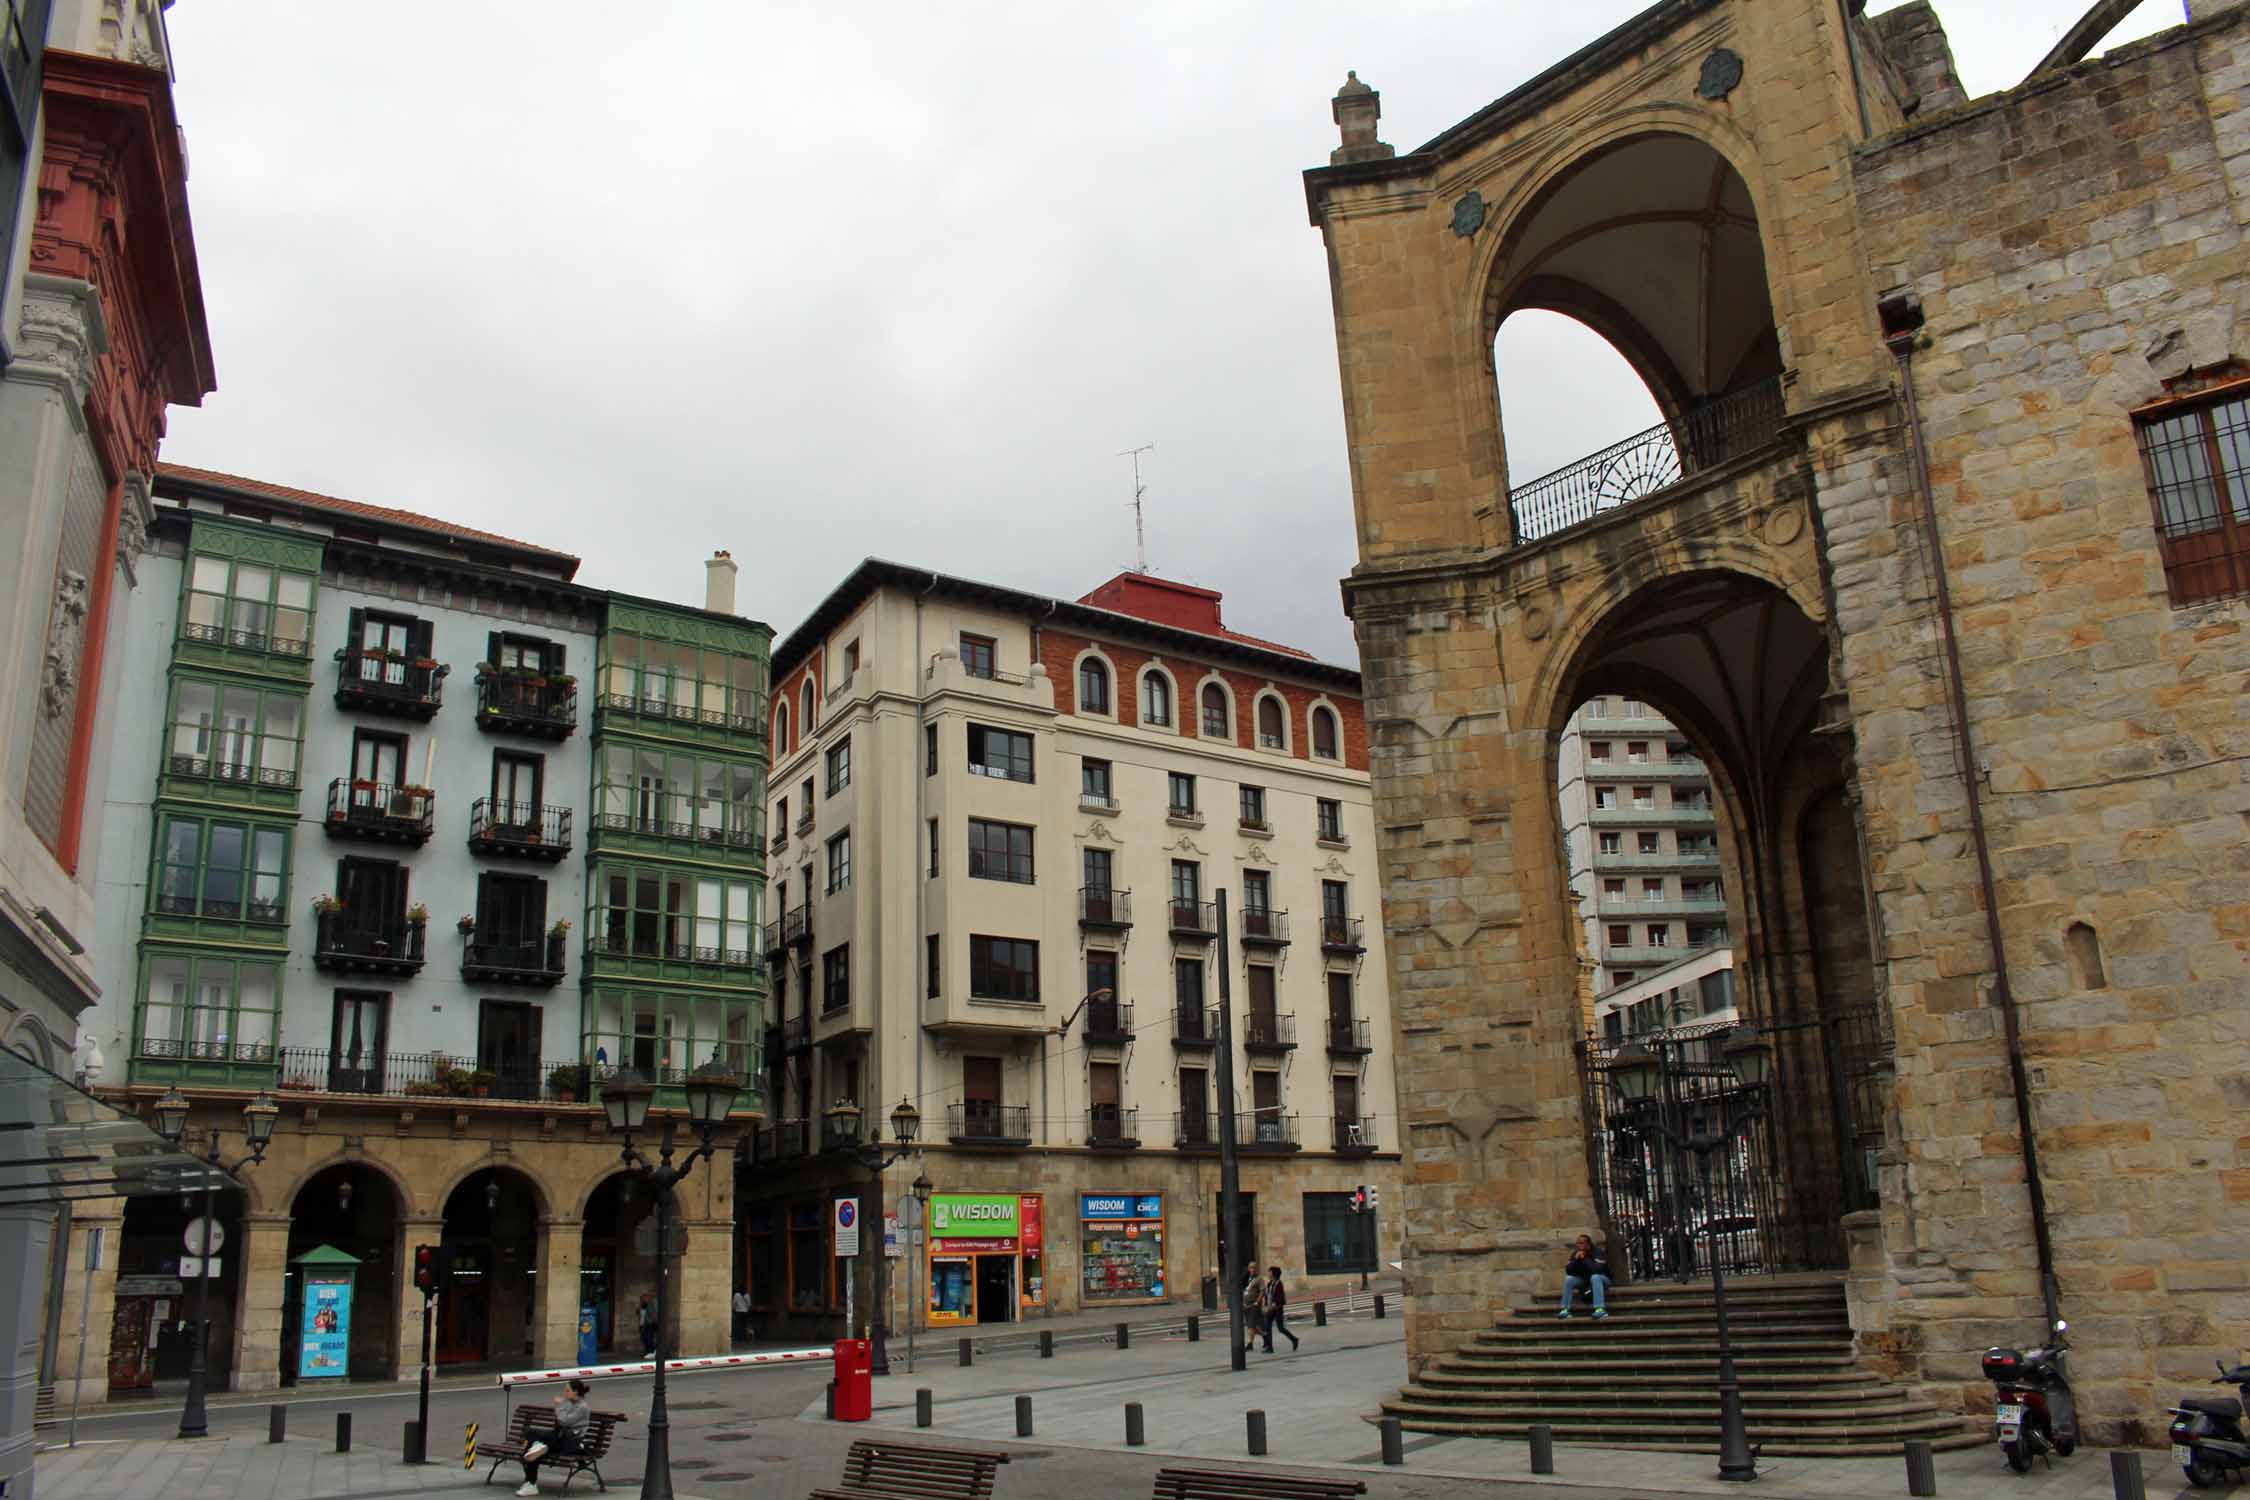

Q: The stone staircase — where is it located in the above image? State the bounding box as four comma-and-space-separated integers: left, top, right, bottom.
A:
1382, 1273, 1984, 1457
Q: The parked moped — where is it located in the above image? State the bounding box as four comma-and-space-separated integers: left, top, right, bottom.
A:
1983, 1321, 2078, 1473
2167, 1359, 2250, 1488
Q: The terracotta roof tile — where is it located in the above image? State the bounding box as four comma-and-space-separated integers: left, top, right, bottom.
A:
155, 463, 580, 570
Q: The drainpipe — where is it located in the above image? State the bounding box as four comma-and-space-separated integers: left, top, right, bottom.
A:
1879, 291, 2060, 1330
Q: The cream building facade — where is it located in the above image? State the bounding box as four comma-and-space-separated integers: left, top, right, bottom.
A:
743, 563, 1402, 1345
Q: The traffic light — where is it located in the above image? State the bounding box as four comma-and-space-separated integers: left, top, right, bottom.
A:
414, 1244, 437, 1294
1348, 1185, 1370, 1214
1367, 1186, 1380, 1212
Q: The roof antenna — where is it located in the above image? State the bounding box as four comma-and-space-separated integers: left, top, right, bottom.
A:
1118, 443, 1155, 573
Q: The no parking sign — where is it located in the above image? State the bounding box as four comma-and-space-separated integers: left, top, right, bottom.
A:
834, 1197, 860, 1258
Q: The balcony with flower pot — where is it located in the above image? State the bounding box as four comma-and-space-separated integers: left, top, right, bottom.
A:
334, 647, 446, 719
326, 779, 435, 846
467, 798, 573, 862
460, 917, 569, 986
311, 898, 426, 976
474, 664, 577, 740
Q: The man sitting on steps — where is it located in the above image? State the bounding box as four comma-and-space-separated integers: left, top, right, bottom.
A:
1557, 1234, 1609, 1320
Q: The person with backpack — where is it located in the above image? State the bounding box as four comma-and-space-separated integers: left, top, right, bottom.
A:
1262, 1265, 1300, 1352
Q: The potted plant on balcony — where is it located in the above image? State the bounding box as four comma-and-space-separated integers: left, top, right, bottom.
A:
403, 1078, 446, 1098
470, 1068, 496, 1099
456, 914, 476, 934
443, 1066, 477, 1098
406, 903, 429, 927
280, 1074, 318, 1092
311, 893, 343, 916
548, 1063, 587, 1103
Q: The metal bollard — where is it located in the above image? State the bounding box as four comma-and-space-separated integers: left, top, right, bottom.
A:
1904, 1438, 1936, 1497
1247, 1409, 1268, 1457
1125, 1402, 1146, 1447
1529, 1423, 1554, 1475
1187, 1315, 1200, 1342
336, 1413, 351, 1454
915, 1389, 932, 1428
959, 1337, 973, 1367
1314, 1301, 1328, 1327
1039, 1330, 1053, 1359
1374, 1293, 1387, 1319
1379, 1415, 1404, 1466
1015, 1395, 1034, 1437
1116, 1321, 1130, 1350
269, 1404, 286, 1444
2109, 1449, 2146, 1500
404, 1420, 423, 1465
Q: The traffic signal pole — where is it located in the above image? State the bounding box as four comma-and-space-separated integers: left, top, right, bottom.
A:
409, 1244, 439, 1463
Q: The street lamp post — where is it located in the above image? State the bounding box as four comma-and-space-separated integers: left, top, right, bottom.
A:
906, 1168, 932, 1374
1605, 1025, 1775, 1485
601, 1059, 741, 1500
151, 1085, 279, 1439
822, 1097, 923, 1375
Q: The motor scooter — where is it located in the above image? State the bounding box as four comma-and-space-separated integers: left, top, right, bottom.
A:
2166, 1359, 2250, 1488
1983, 1321, 2078, 1473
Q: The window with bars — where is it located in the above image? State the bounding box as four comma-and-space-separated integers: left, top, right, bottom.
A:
2136, 386, 2250, 605
967, 819, 1035, 883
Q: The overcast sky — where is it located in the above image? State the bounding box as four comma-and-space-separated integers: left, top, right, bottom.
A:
158, 1, 2178, 666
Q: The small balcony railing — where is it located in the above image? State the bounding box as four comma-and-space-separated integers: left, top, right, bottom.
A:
325, 779, 434, 845
1079, 887, 1133, 929
1319, 915, 1365, 954
1087, 1106, 1139, 1150
1243, 1012, 1296, 1053
775, 1009, 811, 1052
1169, 899, 1217, 939
474, 668, 577, 739
468, 799, 572, 861
1173, 1111, 1217, 1152
178, 616, 312, 660
948, 1102, 1031, 1145
1239, 907, 1290, 946
584, 932, 756, 969
313, 910, 426, 975
1333, 1116, 1378, 1153
151, 890, 286, 926
594, 689, 768, 741
756, 1118, 812, 1161
1507, 375, 1786, 544
765, 905, 810, 959
1326, 1017, 1373, 1055
461, 930, 568, 986
1170, 1004, 1220, 1049
334, 649, 446, 719
1239, 1110, 1300, 1152
162, 752, 297, 794
1084, 998, 1133, 1044
276, 1047, 592, 1104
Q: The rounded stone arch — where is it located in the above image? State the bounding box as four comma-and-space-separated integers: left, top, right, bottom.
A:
431, 1155, 556, 1223
1194, 672, 1237, 740
798, 676, 817, 738
1072, 645, 1119, 719
1305, 695, 1344, 761
773, 697, 791, 758
280, 1148, 414, 1220
1137, 661, 1180, 732
569, 1162, 663, 1222
0, 1012, 58, 1071
1251, 688, 1291, 754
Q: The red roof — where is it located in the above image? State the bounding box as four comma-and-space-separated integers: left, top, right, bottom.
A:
155, 463, 580, 571
1076, 570, 1315, 660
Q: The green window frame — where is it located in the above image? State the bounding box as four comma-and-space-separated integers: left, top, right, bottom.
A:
152, 813, 290, 926
590, 862, 761, 965
135, 951, 281, 1063
586, 986, 759, 1082
166, 677, 304, 790
598, 630, 767, 733
183, 552, 315, 657
594, 744, 765, 847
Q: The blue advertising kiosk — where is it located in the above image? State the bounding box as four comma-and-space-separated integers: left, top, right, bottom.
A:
294, 1245, 360, 1380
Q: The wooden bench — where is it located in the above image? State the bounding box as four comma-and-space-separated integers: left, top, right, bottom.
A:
1151, 1468, 1367, 1500
478, 1405, 629, 1492
806, 1438, 1012, 1499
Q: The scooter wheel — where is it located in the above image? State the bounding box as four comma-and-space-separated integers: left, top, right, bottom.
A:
2184, 1455, 2225, 1488
2004, 1440, 2032, 1474
2054, 1436, 2075, 1457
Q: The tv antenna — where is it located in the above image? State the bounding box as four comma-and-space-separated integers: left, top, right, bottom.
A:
1118, 443, 1155, 573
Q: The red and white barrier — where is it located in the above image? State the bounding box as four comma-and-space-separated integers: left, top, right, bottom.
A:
497, 1346, 835, 1387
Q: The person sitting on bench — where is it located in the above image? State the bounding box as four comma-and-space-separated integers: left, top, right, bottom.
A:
518, 1379, 592, 1495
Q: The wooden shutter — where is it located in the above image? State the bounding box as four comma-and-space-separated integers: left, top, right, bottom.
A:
545, 641, 566, 675
408, 618, 435, 660
345, 607, 366, 653
964, 1056, 1000, 1104
487, 632, 502, 667
1090, 1063, 1120, 1109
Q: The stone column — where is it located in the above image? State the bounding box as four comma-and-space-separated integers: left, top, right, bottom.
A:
534, 1217, 585, 1369
48, 1198, 124, 1410
0, 1204, 58, 1500
395, 1216, 445, 1383
674, 1219, 733, 1358
232, 1212, 292, 1393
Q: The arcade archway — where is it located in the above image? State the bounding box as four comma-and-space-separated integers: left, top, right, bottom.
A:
436, 1167, 543, 1366
283, 1162, 402, 1382
579, 1173, 682, 1356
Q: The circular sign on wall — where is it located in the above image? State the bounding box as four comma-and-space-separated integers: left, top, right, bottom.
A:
184, 1217, 226, 1256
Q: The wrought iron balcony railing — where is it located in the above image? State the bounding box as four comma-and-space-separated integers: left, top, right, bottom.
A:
947, 1102, 1031, 1145
1243, 1012, 1296, 1052
1333, 1115, 1378, 1153
461, 930, 568, 986
1239, 907, 1290, 946
334, 649, 446, 719
1319, 915, 1365, 953
276, 1046, 593, 1104
312, 910, 426, 975
1168, 899, 1217, 938
1507, 376, 1786, 544
1238, 1110, 1300, 1151
1173, 1110, 1217, 1151
474, 668, 578, 739
1079, 886, 1133, 929
163, 753, 297, 793
325, 779, 435, 845
468, 798, 572, 860
1326, 1016, 1373, 1055
1087, 1106, 1139, 1149
1170, 1004, 1220, 1048
1083, 999, 1133, 1043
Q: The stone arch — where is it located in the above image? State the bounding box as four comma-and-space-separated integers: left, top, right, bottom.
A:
281, 1147, 415, 1219
0, 1012, 57, 1071
798, 677, 816, 737
1073, 646, 1118, 718
1195, 672, 1236, 740
773, 697, 790, 758
1137, 662, 1180, 732
430, 1155, 556, 1222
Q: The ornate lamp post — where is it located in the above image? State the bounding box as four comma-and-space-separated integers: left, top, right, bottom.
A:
151, 1084, 279, 1438
601, 1059, 740, 1500
1607, 1025, 1774, 1484
906, 1168, 932, 1373
822, 1096, 922, 1374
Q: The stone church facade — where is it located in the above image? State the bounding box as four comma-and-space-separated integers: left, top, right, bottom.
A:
1305, 0, 2250, 1440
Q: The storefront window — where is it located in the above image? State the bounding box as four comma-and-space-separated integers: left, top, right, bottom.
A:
1079, 1193, 1165, 1302
1302, 1191, 1377, 1275
924, 1192, 1041, 1325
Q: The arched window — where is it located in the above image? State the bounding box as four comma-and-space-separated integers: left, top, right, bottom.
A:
775, 700, 791, 756
1200, 682, 1230, 739
1311, 706, 1339, 760
799, 678, 816, 734
1256, 695, 1285, 750
1141, 671, 1172, 727
1079, 657, 1110, 715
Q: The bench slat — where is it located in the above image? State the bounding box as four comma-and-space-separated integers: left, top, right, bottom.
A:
1151, 1466, 1367, 1500
817, 1439, 1010, 1500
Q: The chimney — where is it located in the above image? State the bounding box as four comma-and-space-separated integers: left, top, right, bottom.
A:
704, 549, 738, 615
1331, 71, 1395, 167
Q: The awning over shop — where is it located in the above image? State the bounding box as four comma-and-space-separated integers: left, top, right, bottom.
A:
0, 1048, 230, 1205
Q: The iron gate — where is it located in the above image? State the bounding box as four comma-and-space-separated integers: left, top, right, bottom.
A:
1576, 1006, 1887, 1281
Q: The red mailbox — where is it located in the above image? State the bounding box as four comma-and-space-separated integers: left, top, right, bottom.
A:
832, 1338, 873, 1422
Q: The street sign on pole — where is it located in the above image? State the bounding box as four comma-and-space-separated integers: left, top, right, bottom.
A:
184, 1218, 225, 1256
834, 1198, 860, 1258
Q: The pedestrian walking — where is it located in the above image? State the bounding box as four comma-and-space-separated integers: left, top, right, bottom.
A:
730, 1288, 751, 1345
1262, 1265, 1300, 1352
637, 1291, 658, 1355
1240, 1269, 1267, 1351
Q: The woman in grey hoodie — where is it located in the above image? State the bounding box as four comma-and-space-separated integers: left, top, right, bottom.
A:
518, 1379, 592, 1495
